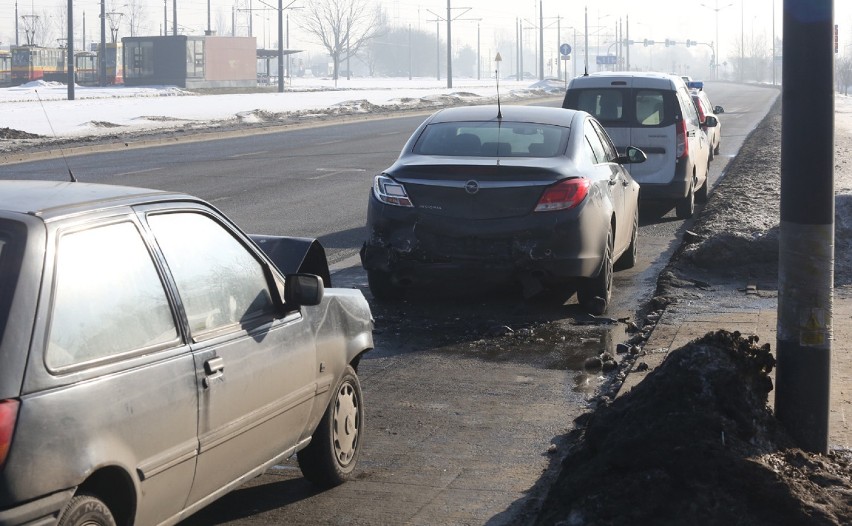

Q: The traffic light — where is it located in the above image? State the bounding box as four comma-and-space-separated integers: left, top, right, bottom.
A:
686, 40, 695, 47
644, 39, 650, 47
665, 39, 674, 47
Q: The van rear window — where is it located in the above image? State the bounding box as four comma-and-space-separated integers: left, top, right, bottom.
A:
569, 88, 670, 127
576, 89, 624, 122
636, 90, 666, 126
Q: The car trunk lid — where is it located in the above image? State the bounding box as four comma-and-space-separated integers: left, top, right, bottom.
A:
387, 158, 567, 220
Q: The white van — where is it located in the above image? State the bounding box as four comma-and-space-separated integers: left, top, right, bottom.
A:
562, 72, 716, 219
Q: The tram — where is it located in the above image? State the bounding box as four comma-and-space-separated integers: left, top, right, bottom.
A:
10, 45, 66, 85
0, 50, 11, 87
74, 43, 123, 85
8, 44, 123, 86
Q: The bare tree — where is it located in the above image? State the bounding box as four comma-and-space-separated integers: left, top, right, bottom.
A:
124, 0, 148, 38
838, 55, 852, 95
298, 0, 384, 81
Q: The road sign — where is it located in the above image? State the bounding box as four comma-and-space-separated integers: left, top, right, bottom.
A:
559, 43, 572, 56
596, 55, 617, 65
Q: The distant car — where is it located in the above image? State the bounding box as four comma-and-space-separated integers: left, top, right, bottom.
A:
691, 89, 724, 159
360, 105, 646, 314
563, 71, 718, 219
0, 180, 373, 526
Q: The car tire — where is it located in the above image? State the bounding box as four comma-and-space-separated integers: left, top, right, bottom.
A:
58, 494, 116, 526
696, 173, 709, 204
614, 208, 638, 271
367, 270, 402, 300
298, 365, 364, 488
675, 181, 695, 219
577, 227, 613, 315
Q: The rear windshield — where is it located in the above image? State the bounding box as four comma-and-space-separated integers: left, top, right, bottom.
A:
568, 88, 671, 127
413, 121, 570, 157
0, 222, 25, 349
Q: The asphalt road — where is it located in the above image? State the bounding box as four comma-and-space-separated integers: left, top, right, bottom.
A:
0, 81, 779, 525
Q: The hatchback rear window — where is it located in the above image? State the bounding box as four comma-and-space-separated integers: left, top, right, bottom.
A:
413, 121, 569, 157
0, 222, 26, 353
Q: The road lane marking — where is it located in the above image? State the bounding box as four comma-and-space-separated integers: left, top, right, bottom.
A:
310, 168, 367, 180
228, 150, 269, 158
116, 167, 161, 176
317, 139, 344, 146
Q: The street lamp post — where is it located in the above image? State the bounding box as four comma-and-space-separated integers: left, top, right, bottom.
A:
700, 1, 733, 80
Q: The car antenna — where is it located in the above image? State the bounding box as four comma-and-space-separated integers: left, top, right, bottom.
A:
495, 69, 502, 119
34, 89, 77, 182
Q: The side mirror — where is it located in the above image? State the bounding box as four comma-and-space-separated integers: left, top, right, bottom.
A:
284, 273, 324, 307
704, 116, 718, 128
714, 105, 725, 114
618, 146, 647, 164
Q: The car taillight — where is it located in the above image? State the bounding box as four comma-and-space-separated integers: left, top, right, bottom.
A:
676, 118, 688, 159
0, 399, 19, 469
535, 178, 590, 212
373, 175, 414, 207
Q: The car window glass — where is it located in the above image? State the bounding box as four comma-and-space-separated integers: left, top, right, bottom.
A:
576, 89, 624, 123
46, 221, 179, 369
692, 95, 708, 121
413, 121, 569, 157
591, 120, 618, 161
636, 90, 666, 126
584, 121, 607, 164
678, 89, 700, 127
148, 212, 274, 338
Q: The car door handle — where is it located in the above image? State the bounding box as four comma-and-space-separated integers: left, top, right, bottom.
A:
203, 356, 225, 388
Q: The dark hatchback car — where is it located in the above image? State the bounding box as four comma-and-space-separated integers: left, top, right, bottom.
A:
0, 181, 373, 526
360, 105, 645, 313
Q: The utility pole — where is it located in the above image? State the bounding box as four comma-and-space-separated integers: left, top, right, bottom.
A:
100, 0, 106, 86
626, 15, 630, 71
446, 0, 452, 88
775, 0, 834, 454
173, 0, 177, 36
67, 0, 74, 100
15, 1, 19, 46
277, 0, 284, 91
538, 0, 544, 80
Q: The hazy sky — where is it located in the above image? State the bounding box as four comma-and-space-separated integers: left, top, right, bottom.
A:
2, 1, 850, 68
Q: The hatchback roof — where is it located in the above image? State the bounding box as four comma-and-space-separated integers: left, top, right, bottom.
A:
0, 180, 191, 219
429, 105, 580, 126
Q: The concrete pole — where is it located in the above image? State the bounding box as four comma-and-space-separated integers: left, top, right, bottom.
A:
446, 0, 452, 88
539, 0, 544, 80
277, 0, 283, 92
100, 0, 106, 86
775, 0, 834, 454
67, 0, 74, 100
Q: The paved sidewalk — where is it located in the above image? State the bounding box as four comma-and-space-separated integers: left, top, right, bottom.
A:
619, 286, 852, 450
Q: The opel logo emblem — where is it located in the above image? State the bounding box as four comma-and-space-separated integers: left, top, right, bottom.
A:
464, 180, 480, 195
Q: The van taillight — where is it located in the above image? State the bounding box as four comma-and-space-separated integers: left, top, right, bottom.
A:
676, 118, 688, 159
535, 178, 590, 212
0, 399, 19, 469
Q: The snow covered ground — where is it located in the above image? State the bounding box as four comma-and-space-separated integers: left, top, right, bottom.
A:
0, 77, 562, 139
